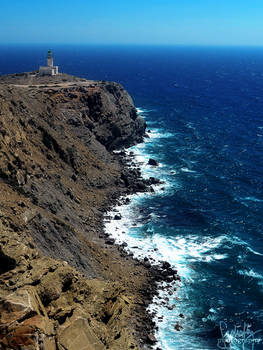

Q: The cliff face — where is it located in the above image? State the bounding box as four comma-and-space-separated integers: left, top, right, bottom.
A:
0, 74, 155, 350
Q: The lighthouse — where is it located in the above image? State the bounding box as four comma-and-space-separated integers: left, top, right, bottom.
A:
47, 50, 54, 67
39, 50, 59, 76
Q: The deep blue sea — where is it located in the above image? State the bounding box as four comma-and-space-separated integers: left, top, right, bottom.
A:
1, 44, 263, 350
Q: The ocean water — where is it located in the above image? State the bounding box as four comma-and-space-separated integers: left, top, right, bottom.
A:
1, 44, 263, 349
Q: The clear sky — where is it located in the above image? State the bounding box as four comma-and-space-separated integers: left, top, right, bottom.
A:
1, 0, 263, 46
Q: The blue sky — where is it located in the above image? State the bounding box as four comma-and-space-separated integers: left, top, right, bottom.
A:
1, 0, 263, 46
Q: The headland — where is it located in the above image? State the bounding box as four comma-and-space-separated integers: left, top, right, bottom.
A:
0, 72, 179, 349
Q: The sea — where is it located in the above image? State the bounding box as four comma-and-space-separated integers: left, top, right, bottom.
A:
1, 44, 263, 350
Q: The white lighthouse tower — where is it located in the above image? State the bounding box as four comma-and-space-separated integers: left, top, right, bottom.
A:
39, 50, 59, 76
47, 50, 54, 67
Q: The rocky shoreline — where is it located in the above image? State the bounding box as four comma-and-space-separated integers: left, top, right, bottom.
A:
102, 149, 182, 348
0, 72, 180, 350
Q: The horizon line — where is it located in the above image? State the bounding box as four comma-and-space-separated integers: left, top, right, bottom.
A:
1, 42, 263, 48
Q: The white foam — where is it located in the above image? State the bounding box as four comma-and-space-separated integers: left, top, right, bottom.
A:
181, 167, 197, 173
128, 125, 178, 193
238, 268, 263, 282
136, 107, 155, 115
186, 122, 196, 130
136, 107, 146, 114
241, 196, 263, 202
231, 236, 263, 256
105, 203, 230, 350
104, 108, 230, 349
147, 130, 174, 139
238, 268, 263, 290
246, 246, 263, 256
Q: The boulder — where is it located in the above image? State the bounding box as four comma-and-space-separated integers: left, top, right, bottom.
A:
148, 158, 159, 166
174, 322, 183, 331
146, 333, 157, 344
57, 309, 104, 350
114, 214, 122, 220
105, 238, 115, 245
0, 287, 55, 350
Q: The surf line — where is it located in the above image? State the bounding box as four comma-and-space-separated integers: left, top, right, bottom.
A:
104, 108, 183, 348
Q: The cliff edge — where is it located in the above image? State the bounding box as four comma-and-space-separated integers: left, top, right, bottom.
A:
0, 73, 157, 350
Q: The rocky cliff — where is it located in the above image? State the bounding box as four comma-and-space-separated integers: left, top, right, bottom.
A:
0, 73, 158, 350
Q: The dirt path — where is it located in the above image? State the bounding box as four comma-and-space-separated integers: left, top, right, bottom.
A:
12, 80, 96, 89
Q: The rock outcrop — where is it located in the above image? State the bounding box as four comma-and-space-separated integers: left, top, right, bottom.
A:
0, 73, 156, 350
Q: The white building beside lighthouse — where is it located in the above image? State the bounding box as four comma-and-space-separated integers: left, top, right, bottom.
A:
39, 50, 59, 76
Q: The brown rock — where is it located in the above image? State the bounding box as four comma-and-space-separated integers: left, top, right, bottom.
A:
146, 333, 158, 344
0, 73, 159, 350
0, 287, 54, 349
57, 309, 104, 350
